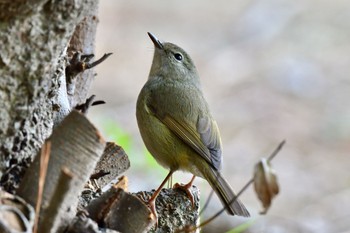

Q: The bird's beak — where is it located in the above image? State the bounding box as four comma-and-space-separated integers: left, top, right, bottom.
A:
148, 32, 163, 49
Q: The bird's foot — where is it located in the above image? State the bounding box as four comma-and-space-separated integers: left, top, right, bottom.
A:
147, 198, 158, 228
173, 182, 195, 208
138, 193, 158, 228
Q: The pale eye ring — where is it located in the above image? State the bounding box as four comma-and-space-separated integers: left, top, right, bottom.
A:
174, 53, 183, 61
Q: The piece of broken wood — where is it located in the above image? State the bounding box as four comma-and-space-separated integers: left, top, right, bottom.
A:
86, 176, 155, 233
93, 142, 130, 188
17, 110, 106, 233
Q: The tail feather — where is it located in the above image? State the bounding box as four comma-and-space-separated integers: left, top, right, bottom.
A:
205, 169, 250, 217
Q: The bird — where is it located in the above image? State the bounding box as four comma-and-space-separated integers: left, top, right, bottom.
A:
136, 32, 250, 221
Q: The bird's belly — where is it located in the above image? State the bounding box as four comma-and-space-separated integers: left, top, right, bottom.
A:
137, 113, 203, 177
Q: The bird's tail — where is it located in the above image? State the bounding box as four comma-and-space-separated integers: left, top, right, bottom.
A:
204, 169, 250, 217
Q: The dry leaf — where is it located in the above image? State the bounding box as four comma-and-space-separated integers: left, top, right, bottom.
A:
0, 190, 35, 233
253, 158, 279, 214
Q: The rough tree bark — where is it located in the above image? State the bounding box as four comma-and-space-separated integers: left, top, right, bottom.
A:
0, 0, 99, 190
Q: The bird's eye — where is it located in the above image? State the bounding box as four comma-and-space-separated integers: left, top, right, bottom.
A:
174, 53, 183, 61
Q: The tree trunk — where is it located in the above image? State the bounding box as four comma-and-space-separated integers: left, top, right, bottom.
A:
0, 0, 99, 190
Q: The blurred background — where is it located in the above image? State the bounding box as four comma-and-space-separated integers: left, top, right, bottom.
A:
89, 1, 350, 232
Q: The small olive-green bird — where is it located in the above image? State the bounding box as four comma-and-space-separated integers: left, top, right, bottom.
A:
136, 32, 250, 218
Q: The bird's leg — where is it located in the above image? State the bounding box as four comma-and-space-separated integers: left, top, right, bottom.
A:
173, 175, 196, 208
146, 170, 173, 227
167, 173, 173, 188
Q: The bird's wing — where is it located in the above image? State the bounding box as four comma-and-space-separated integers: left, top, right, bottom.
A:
147, 98, 222, 171
196, 116, 222, 170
